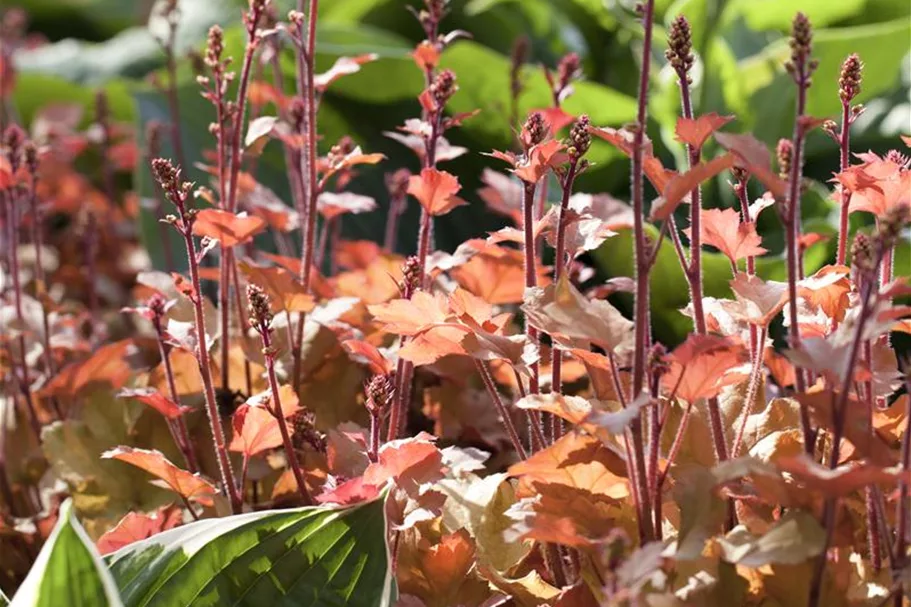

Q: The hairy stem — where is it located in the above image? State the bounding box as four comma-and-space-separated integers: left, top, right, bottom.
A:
261, 328, 311, 505
180, 228, 242, 512
474, 359, 527, 459
835, 102, 852, 266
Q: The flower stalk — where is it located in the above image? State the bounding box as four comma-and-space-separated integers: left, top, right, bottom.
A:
152, 157, 242, 513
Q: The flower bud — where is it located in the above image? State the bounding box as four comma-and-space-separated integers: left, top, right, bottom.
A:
838, 54, 863, 105
776, 139, 793, 180
665, 15, 694, 76
521, 111, 547, 149
401, 256, 422, 298
569, 115, 591, 160
246, 283, 274, 330
430, 69, 458, 108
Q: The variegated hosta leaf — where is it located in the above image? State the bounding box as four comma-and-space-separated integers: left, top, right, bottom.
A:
104, 498, 395, 607
11, 499, 123, 607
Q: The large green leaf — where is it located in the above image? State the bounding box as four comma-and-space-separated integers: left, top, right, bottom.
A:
105, 498, 395, 607
10, 499, 123, 607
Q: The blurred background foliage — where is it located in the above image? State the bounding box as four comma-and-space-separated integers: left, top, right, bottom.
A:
7, 0, 910, 344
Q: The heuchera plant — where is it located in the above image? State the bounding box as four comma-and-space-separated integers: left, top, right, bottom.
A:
0, 0, 909, 606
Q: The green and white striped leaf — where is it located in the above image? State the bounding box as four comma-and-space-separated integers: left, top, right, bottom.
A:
11, 499, 123, 607
105, 497, 395, 607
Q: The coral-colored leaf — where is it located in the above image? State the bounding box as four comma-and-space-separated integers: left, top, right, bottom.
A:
96, 505, 183, 555
238, 260, 316, 314
407, 168, 466, 216
675, 113, 734, 149
714, 131, 788, 198
411, 41, 440, 72
776, 455, 908, 497
117, 388, 190, 420
314, 54, 378, 91
229, 402, 284, 458
368, 291, 451, 335
684, 207, 767, 264
513, 139, 566, 183
363, 436, 444, 492
523, 275, 633, 353
729, 273, 789, 326
507, 431, 628, 499
663, 334, 748, 403
341, 339, 394, 374
102, 446, 218, 506
191, 209, 266, 248
652, 154, 734, 220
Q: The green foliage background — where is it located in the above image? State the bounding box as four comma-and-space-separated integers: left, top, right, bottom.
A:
8, 0, 911, 344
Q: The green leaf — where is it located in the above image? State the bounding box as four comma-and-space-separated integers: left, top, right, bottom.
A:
105, 498, 396, 607
737, 18, 911, 137
0, 589, 9, 606
11, 499, 123, 607
724, 0, 866, 32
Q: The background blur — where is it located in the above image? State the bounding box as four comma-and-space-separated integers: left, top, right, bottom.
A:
4, 0, 910, 344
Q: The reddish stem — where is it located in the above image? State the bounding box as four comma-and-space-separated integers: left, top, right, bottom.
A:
550, 160, 578, 400
178, 223, 241, 512
628, 0, 657, 543
152, 318, 199, 473
261, 327, 311, 505
474, 359, 527, 459
835, 102, 852, 266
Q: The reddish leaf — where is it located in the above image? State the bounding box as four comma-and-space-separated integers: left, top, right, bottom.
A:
102, 446, 218, 506
514, 139, 566, 183
407, 168, 466, 216
238, 260, 316, 314
39, 340, 137, 399
362, 436, 444, 492
675, 113, 734, 149
118, 388, 190, 420
368, 291, 451, 335
341, 339, 394, 374
96, 505, 183, 555
317, 191, 377, 220
798, 265, 851, 322
652, 154, 735, 220
191, 209, 266, 248
729, 273, 789, 326
663, 334, 748, 403
508, 431, 628, 499
536, 106, 575, 133
776, 455, 909, 497
229, 402, 284, 458
314, 54, 378, 91
714, 132, 788, 198
316, 476, 380, 505
411, 41, 440, 72
684, 207, 767, 264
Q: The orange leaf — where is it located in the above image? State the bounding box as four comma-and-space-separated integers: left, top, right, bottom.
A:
419, 530, 477, 598
39, 340, 136, 399
407, 168, 466, 216
368, 291, 451, 335
663, 334, 748, 403
102, 446, 218, 506
341, 339, 394, 374
316, 476, 381, 505
238, 260, 316, 314
118, 388, 190, 420
675, 113, 734, 149
776, 454, 909, 497
714, 132, 788, 198
451, 244, 548, 304
652, 154, 735, 220
191, 209, 266, 248
314, 54, 378, 91
412, 41, 440, 72
507, 431, 628, 499
514, 139, 566, 183
729, 273, 789, 326
798, 265, 851, 322
363, 436, 444, 492
96, 505, 183, 555
794, 387, 896, 466
229, 402, 284, 458
684, 207, 767, 264
523, 275, 633, 353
